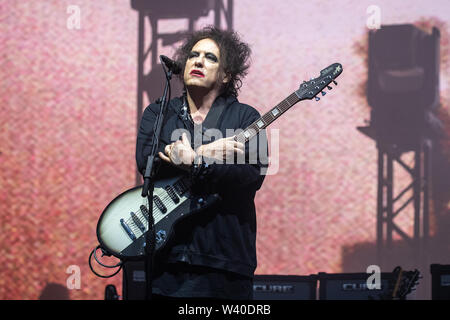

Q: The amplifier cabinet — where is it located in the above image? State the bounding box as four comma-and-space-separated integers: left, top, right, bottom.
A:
253, 275, 317, 300
122, 260, 146, 300
318, 272, 395, 300
430, 264, 450, 300
123, 264, 318, 300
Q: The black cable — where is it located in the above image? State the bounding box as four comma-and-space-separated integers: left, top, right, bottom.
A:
93, 245, 122, 268
88, 245, 123, 278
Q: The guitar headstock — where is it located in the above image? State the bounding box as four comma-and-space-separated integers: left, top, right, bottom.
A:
295, 63, 343, 101
391, 267, 421, 300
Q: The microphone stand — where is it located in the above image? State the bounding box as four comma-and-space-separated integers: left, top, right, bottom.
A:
142, 57, 173, 300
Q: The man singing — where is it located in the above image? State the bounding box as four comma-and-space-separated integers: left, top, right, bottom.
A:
136, 26, 268, 300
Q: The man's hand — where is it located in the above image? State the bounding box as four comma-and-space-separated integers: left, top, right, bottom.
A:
196, 136, 244, 163
159, 133, 196, 171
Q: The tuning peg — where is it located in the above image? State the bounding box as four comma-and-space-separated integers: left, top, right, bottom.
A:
321, 91, 326, 96
327, 85, 332, 90
315, 96, 320, 101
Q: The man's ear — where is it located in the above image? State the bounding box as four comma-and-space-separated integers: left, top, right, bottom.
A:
222, 72, 230, 84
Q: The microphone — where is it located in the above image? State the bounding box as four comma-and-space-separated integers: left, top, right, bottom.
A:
160, 55, 182, 75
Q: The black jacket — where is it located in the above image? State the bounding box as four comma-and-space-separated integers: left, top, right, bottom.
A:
136, 94, 267, 277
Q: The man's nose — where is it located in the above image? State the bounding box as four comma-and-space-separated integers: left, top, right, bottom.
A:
194, 56, 204, 67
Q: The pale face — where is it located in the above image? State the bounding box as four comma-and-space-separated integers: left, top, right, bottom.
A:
183, 38, 228, 91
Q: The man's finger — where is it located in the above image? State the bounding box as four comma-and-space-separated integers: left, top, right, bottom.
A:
164, 144, 172, 155
235, 141, 244, 149
181, 132, 190, 146
159, 151, 171, 163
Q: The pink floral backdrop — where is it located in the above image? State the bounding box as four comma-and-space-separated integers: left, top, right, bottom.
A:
1, 0, 449, 299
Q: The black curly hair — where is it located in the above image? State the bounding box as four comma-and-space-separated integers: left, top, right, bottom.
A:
174, 26, 251, 97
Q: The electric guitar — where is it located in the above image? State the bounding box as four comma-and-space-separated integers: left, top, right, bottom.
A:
96, 63, 343, 259
391, 266, 421, 300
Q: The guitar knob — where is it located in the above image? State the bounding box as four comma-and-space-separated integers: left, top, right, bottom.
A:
198, 197, 204, 205
155, 230, 167, 244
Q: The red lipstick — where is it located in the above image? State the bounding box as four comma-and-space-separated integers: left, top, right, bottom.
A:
190, 69, 205, 77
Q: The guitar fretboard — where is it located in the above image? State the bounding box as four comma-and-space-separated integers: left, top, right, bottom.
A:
235, 92, 300, 143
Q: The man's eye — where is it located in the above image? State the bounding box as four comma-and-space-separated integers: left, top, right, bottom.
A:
206, 54, 218, 62
188, 52, 199, 59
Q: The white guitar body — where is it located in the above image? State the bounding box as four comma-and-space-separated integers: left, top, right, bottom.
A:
97, 175, 219, 259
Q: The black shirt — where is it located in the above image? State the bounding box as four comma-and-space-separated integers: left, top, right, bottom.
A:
136, 94, 268, 298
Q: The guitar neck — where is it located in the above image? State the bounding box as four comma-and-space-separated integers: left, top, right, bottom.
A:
233, 62, 343, 143
235, 92, 301, 143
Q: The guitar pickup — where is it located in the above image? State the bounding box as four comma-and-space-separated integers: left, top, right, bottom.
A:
174, 178, 189, 195
130, 211, 146, 233
153, 195, 167, 213
165, 186, 180, 204
120, 218, 136, 241
140, 205, 149, 220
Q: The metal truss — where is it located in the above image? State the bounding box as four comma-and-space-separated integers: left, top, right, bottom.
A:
131, 0, 234, 185
375, 138, 432, 266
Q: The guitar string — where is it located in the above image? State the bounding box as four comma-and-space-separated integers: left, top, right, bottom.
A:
127, 96, 298, 235
126, 192, 172, 234
125, 190, 184, 236
122, 90, 314, 239
236, 92, 299, 143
